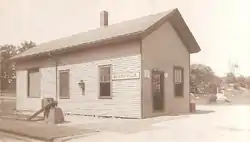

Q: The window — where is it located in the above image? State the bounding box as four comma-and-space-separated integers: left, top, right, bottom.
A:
27, 68, 40, 98
174, 66, 184, 97
59, 70, 70, 99
99, 65, 111, 98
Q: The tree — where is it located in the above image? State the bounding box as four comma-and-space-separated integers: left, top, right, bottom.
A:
245, 77, 250, 89
236, 75, 246, 88
190, 64, 220, 94
0, 41, 36, 90
0, 45, 18, 89
225, 72, 236, 84
18, 41, 36, 53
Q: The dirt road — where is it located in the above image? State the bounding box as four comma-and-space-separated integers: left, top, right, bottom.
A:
66, 105, 250, 142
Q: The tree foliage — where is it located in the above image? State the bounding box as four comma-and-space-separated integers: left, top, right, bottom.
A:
190, 64, 221, 94
0, 41, 36, 90
18, 41, 36, 53
0, 45, 18, 88
234, 75, 250, 89
244, 77, 250, 89
190, 63, 250, 95
225, 72, 236, 84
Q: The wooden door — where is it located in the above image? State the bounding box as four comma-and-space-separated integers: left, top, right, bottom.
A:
152, 70, 164, 111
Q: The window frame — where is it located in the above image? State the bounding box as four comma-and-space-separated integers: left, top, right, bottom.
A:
27, 68, 40, 98
173, 66, 184, 97
59, 69, 70, 99
98, 65, 112, 99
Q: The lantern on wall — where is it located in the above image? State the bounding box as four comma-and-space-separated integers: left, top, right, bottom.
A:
78, 80, 85, 95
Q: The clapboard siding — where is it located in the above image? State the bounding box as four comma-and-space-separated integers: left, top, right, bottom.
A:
40, 55, 141, 118
15, 40, 142, 118
16, 70, 42, 111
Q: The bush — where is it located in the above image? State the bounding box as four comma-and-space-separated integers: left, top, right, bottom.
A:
233, 83, 241, 90
190, 64, 220, 95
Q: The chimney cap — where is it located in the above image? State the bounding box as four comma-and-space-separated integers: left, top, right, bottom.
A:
101, 10, 108, 13
100, 11, 108, 27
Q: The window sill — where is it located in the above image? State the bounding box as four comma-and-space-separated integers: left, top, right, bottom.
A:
27, 97, 40, 99
99, 96, 112, 99
60, 97, 70, 99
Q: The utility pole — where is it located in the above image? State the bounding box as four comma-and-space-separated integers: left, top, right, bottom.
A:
229, 59, 239, 76
55, 59, 58, 101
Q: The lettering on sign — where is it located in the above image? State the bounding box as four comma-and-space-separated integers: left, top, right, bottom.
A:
112, 72, 140, 80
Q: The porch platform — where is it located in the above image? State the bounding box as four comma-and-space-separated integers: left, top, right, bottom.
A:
0, 119, 97, 141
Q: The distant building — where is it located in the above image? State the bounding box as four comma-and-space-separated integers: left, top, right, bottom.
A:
10, 9, 200, 118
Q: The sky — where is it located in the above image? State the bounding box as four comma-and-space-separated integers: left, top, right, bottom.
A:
0, 0, 249, 76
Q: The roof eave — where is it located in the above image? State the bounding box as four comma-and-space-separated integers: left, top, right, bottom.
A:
140, 9, 176, 39
139, 8, 201, 54
169, 10, 201, 54
9, 31, 143, 63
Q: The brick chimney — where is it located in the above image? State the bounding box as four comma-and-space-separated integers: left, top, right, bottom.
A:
100, 11, 108, 27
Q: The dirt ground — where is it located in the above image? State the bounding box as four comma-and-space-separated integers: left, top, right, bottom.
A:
192, 89, 250, 105
60, 113, 189, 134
0, 96, 17, 119
65, 105, 250, 142
0, 131, 42, 142
1, 105, 250, 142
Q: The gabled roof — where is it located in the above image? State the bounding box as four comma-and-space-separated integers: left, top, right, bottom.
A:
11, 8, 200, 61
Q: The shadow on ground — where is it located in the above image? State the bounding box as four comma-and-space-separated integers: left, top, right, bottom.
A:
62, 113, 192, 134
193, 110, 215, 115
